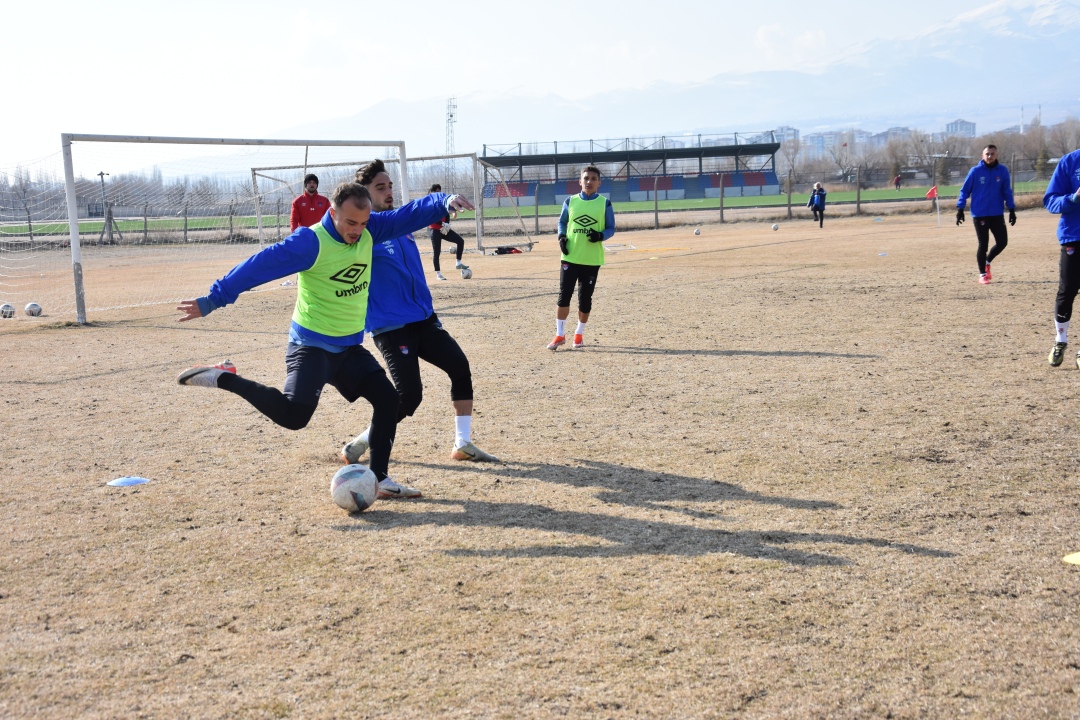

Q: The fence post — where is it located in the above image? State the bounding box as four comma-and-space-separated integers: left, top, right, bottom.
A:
228, 201, 234, 242
855, 167, 861, 215
143, 202, 148, 244
534, 189, 540, 235
653, 176, 660, 230
183, 204, 188, 243
276, 197, 282, 241
786, 169, 793, 219
719, 176, 725, 224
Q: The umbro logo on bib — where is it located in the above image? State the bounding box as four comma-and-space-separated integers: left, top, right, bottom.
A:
575, 214, 599, 228
330, 263, 368, 284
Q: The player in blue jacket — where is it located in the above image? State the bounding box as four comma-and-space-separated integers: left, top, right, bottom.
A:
175, 182, 470, 500
807, 182, 826, 228
956, 144, 1016, 285
1043, 148, 1080, 368
338, 159, 500, 466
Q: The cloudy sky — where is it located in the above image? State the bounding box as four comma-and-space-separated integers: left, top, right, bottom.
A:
0, 0, 1050, 166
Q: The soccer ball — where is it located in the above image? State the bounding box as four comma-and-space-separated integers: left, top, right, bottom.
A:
460, 267, 473, 279
330, 464, 378, 513
0, 303, 13, 319
24, 302, 42, 317
694, 228, 701, 235
772, 224, 779, 231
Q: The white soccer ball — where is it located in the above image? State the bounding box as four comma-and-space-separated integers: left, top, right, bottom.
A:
772, 224, 779, 231
330, 464, 378, 513
24, 302, 42, 317
694, 228, 701, 235
0, 303, 14, 319
460, 267, 473, 279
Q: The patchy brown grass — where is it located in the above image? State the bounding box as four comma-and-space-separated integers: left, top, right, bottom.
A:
2, 211, 1079, 718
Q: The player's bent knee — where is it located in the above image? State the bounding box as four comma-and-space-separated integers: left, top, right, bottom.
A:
279, 403, 317, 431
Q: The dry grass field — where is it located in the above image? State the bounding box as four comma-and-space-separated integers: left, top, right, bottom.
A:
2, 210, 1079, 718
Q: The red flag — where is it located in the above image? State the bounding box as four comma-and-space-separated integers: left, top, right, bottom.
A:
926, 186, 938, 200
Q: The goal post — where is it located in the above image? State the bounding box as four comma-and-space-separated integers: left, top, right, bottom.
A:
53, 134, 405, 324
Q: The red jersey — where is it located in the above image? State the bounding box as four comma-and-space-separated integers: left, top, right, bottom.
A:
290, 192, 330, 231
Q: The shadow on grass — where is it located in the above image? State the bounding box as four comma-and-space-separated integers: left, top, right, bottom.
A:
335, 459, 952, 566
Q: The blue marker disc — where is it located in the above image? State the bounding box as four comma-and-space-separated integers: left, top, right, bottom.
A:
108, 476, 150, 487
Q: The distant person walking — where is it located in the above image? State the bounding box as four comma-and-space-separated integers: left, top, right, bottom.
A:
956, 144, 1016, 285
894, 174, 902, 191
807, 182, 826, 228
427, 183, 469, 280
1043, 148, 1080, 368
548, 166, 615, 351
290, 173, 329, 231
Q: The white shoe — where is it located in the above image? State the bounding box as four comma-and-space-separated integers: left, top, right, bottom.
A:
376, 476, 422, 499
340, 431, 370, 464
177, 360, 236, 388
436, 272, 447, 281
455, 262, 469, 270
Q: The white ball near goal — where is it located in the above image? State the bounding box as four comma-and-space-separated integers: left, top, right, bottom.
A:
694, 228, 701, 235
772, 224, 779, 231
460, 267, 473, 280
0, 303, 14, 319
25, 302, 42, 317
330, 464, 378, 513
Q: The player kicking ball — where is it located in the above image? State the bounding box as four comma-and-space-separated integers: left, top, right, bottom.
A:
339, 160, 500, 466
176, 182, 472, 499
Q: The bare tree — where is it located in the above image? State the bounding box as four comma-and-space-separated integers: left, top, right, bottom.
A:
1048, 117, 1080, 158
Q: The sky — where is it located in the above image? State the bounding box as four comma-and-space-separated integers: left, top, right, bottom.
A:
0, 0, 1028, 168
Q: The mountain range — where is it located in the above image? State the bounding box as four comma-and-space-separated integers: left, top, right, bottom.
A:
278, 0, 1080, 156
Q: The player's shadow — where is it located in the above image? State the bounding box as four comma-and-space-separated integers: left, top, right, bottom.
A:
337, 460, 953, 566
585, 345, 879, 359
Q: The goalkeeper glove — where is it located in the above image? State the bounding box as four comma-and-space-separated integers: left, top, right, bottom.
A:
1008, 209, 1016, 226
587, 229, 603, 243
558, 234, 569, 255
956, 208, 965, 226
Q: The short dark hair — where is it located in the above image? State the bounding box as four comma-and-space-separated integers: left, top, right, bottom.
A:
984, 144, 998, 152
330, 182, 371, 210
429, 183, 442, 193
355, 159, 387, 186
581, 166, 601, 178
304, 173, 319, 185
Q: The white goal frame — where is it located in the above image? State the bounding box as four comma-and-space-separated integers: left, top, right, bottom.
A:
60, 134, 406, 325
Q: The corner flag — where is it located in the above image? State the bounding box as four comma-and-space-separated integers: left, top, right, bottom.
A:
926, 186, 938, 199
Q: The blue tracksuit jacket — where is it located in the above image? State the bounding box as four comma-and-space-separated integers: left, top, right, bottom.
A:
956, 161, 1015, 217
1044, 148, 1080, 245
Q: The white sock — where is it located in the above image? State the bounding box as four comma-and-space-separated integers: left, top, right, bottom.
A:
454, 415, 472, 448
1057, 321, 1069, 344
575, 321, 586, 336
556, 319, 566, 337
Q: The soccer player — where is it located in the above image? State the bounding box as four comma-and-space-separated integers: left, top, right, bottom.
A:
426, 183, 469, 281
290, 173, 329, 231
807, 182, 826, 228
547, 166, 615, 351
956, 144, 1017, 285
1044, 148, 1080, 368
339, 160, 500, 465
176, 182, 472, 499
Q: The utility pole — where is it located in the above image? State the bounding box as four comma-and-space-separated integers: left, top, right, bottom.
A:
445, 97, 457, 190
97, 170, 123, 244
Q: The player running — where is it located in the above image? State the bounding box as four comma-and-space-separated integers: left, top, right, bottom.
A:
1044, 148, 1080, 368
176, 182, 472, 499
548, 166, 615, 351
339, 160, 500, 466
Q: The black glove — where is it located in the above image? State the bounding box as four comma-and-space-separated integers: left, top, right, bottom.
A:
956, 208, 965, 226
586, 229, 603, 243
1008, 209, 1016, 226
558, 234, 568, 255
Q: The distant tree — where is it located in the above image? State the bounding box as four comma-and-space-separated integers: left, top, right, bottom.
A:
1035, 147, 1051, 180
1048, 117, 1080, 158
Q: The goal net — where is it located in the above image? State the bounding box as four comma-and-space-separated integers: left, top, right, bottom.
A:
0, 135, 405, 325
251, 152, 534, 255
